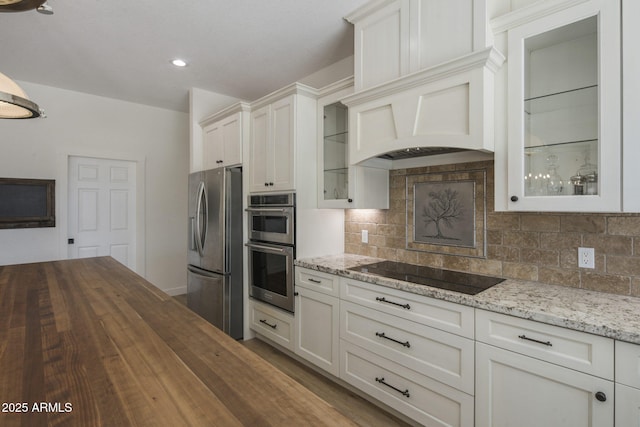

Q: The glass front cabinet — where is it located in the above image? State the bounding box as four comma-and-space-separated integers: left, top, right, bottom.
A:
316, 79, 389, 209
504, 0, 621, 212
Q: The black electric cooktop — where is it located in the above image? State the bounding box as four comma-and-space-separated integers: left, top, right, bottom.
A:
348, 261, 505, 295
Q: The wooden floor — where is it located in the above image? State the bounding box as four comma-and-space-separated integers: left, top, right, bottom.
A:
173, 295, 412, 427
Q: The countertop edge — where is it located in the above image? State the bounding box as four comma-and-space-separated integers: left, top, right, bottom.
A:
295, 255, 640, 345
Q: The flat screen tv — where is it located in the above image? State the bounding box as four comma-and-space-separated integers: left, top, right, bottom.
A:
0, 178, 55, 229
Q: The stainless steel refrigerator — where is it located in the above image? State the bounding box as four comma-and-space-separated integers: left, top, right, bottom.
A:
187, 166, 243, 339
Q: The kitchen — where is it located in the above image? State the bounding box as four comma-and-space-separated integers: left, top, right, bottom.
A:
2, 0, 640, 426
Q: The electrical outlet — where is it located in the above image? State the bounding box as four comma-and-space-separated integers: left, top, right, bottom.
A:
578, 247, 595, 269
361, 230, 369, 244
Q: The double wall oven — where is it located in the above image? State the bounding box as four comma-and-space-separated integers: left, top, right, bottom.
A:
246, 193, 295, 312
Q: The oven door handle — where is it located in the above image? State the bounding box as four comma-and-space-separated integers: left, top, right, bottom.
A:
245, 207, 288, 213
246, 242, 286, 253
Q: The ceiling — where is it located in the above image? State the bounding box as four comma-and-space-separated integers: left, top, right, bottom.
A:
0, 0, 368, 113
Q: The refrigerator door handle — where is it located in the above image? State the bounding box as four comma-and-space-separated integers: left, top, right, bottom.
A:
195, 181, 207, 257
188, 217, 196, 251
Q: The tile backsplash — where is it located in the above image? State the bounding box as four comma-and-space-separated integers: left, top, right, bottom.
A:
345, 160, 640, 297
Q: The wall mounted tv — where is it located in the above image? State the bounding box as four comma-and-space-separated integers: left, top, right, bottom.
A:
0, 178, 55, 229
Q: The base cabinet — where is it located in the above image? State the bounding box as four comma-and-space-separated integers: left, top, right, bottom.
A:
616, 384, 640, 426
615, 341, 640, 425
475, 309, 614, 427
294, 286, 340, 377
249, 299, 295, 351
475, 342, 613, 427
341, 340, 474, 427
340, 277, 474, 426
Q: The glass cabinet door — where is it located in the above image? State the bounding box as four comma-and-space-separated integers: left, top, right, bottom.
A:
321, 102, 349, 203
507, 1, 621, 211
524, 17, 597, 197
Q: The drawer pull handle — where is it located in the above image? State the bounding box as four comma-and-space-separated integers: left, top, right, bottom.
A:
308, 278, 322, 284
375, 297, 410, 310
375, 377, 410, 398
375, 332, 411, 348
595, 391, 607, 402
259, 319, 277, 329
518, 334, 552, 347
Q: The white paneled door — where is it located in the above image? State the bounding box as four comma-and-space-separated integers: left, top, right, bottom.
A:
68, 156, 136, 270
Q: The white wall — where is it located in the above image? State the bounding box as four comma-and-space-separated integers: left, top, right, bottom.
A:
0, 81, 189, 295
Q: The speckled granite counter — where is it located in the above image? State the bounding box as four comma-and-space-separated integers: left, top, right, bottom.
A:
295, 254, 640, 345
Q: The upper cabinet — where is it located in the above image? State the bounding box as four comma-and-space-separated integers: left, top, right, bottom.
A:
317, 79, 389, 209
248, 84, 318, 194
346, 0, 487, 91
199, 102, 250, 171
494, 0, 623, 212
343, 0, 505, 165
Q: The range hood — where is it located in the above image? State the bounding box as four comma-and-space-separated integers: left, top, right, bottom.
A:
341, 47, 505, 165
377, 147, 467, 160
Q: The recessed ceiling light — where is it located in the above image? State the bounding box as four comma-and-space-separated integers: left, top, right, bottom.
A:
171, 59, 187, 67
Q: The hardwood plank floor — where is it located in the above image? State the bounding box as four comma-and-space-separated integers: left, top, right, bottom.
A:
173, 295, 413, 427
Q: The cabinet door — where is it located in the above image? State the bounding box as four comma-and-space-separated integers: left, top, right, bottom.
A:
220, 113, 242, 167
415, 0, 474, 69
249, 105, 270, 192
319, 100, 349, 206
202, 122, 224, 170
352, 0, 410, 90
294, 287, 340, 376
505, 0, 621, 211
476, 342, 613, 427
616, 384, 640, 427
270, 95, 295, 191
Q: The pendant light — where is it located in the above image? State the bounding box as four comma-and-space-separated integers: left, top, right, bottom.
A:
0, 0, 46, 13
0, 72, 43, 119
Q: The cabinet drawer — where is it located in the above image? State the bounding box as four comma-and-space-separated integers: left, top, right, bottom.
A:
295, 267, 339, 296
341, 301, 474, 394
340, 277, 474, 338
249, 299, 295, 351
476, 310, 613, 379
340, 340, 473, 427
616, 340, 640, 388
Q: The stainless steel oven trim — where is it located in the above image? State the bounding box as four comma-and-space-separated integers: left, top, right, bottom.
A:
246, 241, 295, 313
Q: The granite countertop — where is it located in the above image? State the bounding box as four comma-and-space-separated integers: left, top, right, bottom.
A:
295, 254, 640, 345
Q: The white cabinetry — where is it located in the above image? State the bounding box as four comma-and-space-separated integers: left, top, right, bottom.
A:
494, 0, 625, 212
342, 47, 504, 165
248, 84, 317, 193
249, 299, 295, 351
345, 0, 488, 91
340, 277, 475, 426
475, 309, 614, 427
294, 268, 340, 376
317, 79, 389, 209
197, 102, 250, 172
342, 0, 503, 165
615, 341, 640, 426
